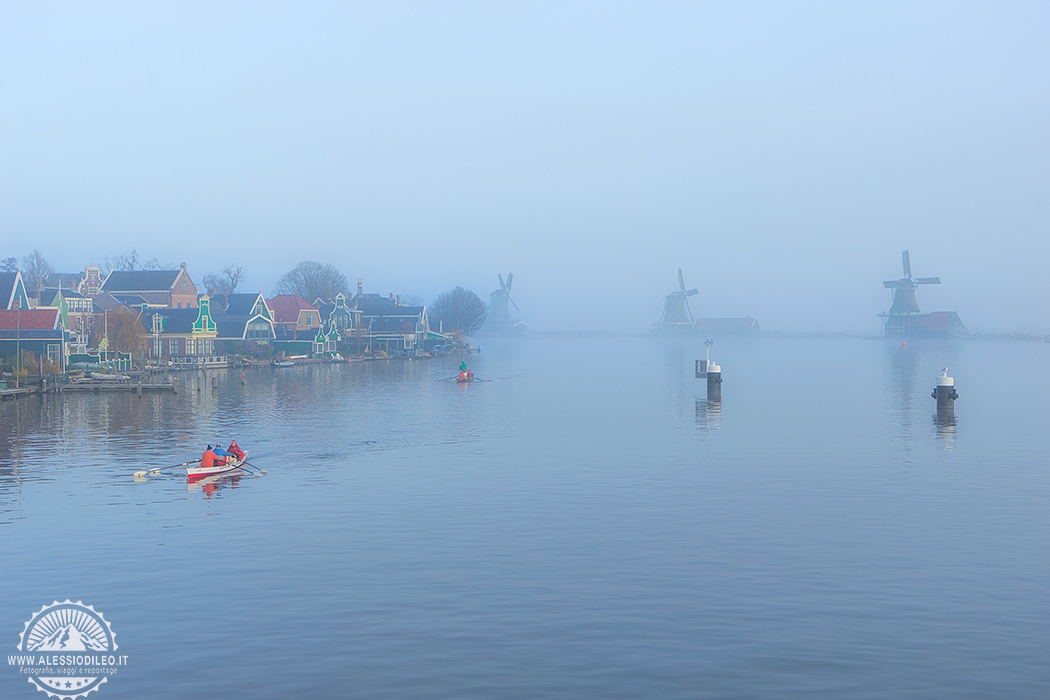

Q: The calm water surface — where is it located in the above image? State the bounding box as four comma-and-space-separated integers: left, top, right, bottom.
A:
1, 337, 1047, 699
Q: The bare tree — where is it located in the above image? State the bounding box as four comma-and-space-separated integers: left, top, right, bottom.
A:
107, 249, 140, 272
430, 287, 488, 335
202, 265, 245, 297
21, 249, 53, 296
274, 261, 349, 302
0, 257, 17, 273
399, 294, 425, 306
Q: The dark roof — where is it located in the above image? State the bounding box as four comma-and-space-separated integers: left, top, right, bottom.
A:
92, 293, 124, 312
358, 303, 424, 318
111, 294, 150, 307
38, 289, 61, 307
42, 272, 83, 289
0, 273, 17, 308
215, 317, 248, 339
220, 293, 263, 317
46, 288, 86, 299
353, 294, 398, 311
102, 270, 180, 292
316, 301, 335, 323
140, 308, 200, 335
363, 316, 422, 333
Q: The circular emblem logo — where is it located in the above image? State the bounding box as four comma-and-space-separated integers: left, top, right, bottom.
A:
12, 601, 127, 699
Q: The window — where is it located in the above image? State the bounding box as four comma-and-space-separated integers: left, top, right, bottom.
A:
47, 344, 61, 364
247, 321, 271, 340
154, 339, 163, 357
181, 281, 187, 292
170, 338, 179, 355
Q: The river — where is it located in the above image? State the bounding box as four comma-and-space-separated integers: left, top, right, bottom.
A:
1, 336, 1047, 699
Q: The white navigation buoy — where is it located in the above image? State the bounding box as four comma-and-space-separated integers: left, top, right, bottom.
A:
696, 339, 722, 402
932, 367, 959, 410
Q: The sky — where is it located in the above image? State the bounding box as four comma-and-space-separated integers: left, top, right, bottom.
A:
1, 1, 1047, 334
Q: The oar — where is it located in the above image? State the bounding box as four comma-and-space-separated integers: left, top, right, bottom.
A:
133, 460, 195, 479
241, 460, 268, 475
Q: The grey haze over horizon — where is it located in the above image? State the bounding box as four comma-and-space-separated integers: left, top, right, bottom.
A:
1, 2, 1047, 334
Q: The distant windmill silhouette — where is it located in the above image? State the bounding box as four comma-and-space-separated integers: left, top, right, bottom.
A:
883, 250, 940, 314
488, 272, 520, 326
657, 268, 699, 328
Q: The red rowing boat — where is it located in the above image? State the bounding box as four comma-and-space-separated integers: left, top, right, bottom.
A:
186, 452, 250, 480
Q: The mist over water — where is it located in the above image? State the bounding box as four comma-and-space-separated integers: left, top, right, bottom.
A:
1, 337, 1047, 698
1, 2, 1047, 333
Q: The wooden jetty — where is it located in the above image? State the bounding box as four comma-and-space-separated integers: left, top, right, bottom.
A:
0, 387, 37, 400
59, 381, 177, 394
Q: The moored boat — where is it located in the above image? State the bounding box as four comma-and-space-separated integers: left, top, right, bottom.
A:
186, 452, 250, 480
89, 371, 130, 381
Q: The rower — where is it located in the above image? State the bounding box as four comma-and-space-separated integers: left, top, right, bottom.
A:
213, 441, 230, 466
200, 445, 217, 468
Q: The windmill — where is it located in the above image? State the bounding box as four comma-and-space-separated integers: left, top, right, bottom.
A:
883, 250, 940, 314
483, 272, 528, 333
655, 268, 698, 331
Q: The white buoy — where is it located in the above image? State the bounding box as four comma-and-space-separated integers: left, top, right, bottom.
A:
696, 339, 722, 401
932, 367, 958, 410
706, 361, 722, 402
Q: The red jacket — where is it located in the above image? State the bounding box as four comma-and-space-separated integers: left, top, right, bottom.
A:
200, 449, 217, 468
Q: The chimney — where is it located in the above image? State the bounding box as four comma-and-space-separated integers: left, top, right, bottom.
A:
180, 262, 187, 270
357, 278, 363, 297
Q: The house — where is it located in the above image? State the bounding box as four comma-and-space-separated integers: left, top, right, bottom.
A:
0, 271, 30, 311
882, 311, 967, 338
39, 288, 93, 353
273, 326, 332, 357
0, 307, 68, 368
353, 295, 432, 355
140, 296, 221, 364
40, 264, 105, 298
315, 293, 360, 334
210, 293, 276, 347
99, 263, 198, 309
267, 295, 323, 335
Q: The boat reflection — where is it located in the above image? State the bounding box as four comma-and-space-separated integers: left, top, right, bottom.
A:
187, 470, 249, 498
